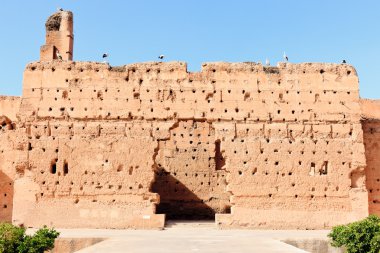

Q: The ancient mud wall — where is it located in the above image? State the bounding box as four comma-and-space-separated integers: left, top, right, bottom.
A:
0, 60, 366, 229
40, 11, 73, 61
0, 96, 23, 222
361, 100, 380, 215
0, 96, 20, 121
152, 120, 230, 220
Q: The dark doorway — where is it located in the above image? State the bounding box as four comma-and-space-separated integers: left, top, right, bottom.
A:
151, 120, 231, 220
152, 168, 217, 220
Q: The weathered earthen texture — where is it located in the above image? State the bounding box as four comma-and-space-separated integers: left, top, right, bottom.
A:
361, 100, 380, 216
40, 11, 73, 61
0, 96, 20, 122
152, 120, 231, 220
0, 59, 370, 229
0, 10, 376, 229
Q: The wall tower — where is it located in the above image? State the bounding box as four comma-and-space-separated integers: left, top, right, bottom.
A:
40, 10, 73, 61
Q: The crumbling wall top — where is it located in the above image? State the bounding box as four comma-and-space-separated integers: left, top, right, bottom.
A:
45, 11, 73, 32
201, 62, 357, 76
360, 99, 380, 121
26, 60, 357, 77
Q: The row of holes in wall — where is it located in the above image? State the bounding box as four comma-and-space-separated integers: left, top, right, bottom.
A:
47, 159, 140, 176
39, 180, 144, 192
39, 160, 146, 198
235, 161, 328, 176
155, 164, 341, 199
33, 88, 354, 105
26, 134, 355, 147
40, 107, 351, 124
170, 133, 353, 142
34, 150, 348, 202
32, 87, 354, 96
155, 170, 226, 191
0, 183, 12, 209
28, 123, 354, 139
31, 64, 352, 76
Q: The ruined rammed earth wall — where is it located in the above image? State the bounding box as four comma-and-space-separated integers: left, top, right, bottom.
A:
0, 96, 20, 121
0, 60, 367, 229
0, 96, 23, 222
361, 100, 380, 216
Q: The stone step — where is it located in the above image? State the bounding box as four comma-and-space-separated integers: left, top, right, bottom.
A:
164, 220, 216, 229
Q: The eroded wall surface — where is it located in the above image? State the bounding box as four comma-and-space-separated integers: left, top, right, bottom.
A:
152, 120, 230, 219
0, 60, 369, 229
0, 96, 23, 222
361, 100, 380, 215
0, 96, 21, 121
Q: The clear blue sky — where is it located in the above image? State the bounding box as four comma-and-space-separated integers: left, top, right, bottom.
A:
0, 1, 379, 98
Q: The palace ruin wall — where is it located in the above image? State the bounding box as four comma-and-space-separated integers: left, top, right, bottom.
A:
0, 10, 379, 229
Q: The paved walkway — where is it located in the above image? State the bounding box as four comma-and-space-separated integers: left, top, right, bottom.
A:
47, 222, 333, 253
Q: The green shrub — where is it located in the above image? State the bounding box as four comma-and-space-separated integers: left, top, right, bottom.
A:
328, 215, 380, 253
0, 223, 25, 253
0, 223, 59, 253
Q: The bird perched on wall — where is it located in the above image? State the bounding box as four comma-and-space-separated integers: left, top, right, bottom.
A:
265, 58, 270, 66
283, 52, 288, 62
342, 60, 347, 64
158, 55, 165, 60
102, 53, 109, 64
56, 50, 62, 60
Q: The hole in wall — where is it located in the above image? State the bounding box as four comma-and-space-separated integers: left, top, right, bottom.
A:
319, 161, 328, 175
63, 161, 69, 175
309, 162, 316, 176
50, 159, 57, 174
62, 90, 68, 99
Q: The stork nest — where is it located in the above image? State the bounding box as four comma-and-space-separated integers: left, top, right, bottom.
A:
109, 66, 127, 72
263, 66, 280, 74
45, 13, 62, 31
